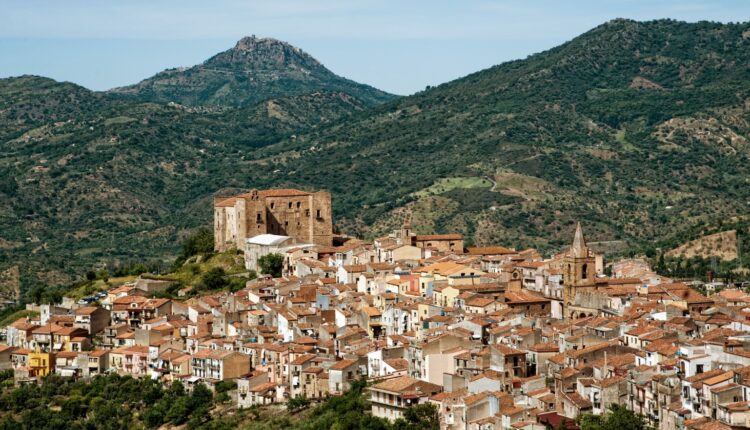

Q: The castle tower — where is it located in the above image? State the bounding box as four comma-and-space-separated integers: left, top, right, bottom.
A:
214, 188, 333, 252
562, 222, 596, 316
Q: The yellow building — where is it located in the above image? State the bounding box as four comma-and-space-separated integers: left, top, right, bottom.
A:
417, 261, 485, 286
28, 348, 54, 378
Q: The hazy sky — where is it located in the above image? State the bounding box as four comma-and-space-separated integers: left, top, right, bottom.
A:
1, 0, 749, 95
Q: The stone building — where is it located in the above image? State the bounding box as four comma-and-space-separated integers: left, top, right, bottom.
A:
214, 188, 333, 252
412, 234, 464, 254
562, 223, 597, 319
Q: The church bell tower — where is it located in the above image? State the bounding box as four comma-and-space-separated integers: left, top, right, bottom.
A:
562, 222, 596, 315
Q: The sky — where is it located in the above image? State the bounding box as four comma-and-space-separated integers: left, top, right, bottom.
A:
1, 0, 749, 96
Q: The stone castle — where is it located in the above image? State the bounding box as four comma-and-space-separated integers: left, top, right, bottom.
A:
213, 188, 333, 251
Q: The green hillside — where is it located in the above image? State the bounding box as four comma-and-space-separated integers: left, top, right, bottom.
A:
252, 18, 750, 250
0, 77, 374, 288
2, 19, 750, 290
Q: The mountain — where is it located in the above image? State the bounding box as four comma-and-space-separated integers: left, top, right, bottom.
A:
2, 20, 750, 290
245, 19, 750, 251
109, 36, 396, 107
0, 74, 373, 287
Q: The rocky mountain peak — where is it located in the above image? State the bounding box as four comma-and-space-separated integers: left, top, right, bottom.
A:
207, 35, 322, 70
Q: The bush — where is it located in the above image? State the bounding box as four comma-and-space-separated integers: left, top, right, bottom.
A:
199, 267, 228, 291
258, 253, 284, 278
287, 394, 310, 412
174, 228, 215, 267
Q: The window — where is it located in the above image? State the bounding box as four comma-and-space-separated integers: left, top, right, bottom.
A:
582, 264, 588, 279
316, 209, 321, 218
270, 202, 275, 209
296, 202, 301, 209
305, 209, 310, 217
288, 202, 292, 209
256, 213, 261, 222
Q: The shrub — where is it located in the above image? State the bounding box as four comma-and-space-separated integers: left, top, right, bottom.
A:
258, 253, 284, 278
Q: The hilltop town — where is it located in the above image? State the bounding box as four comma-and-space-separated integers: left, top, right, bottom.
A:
1, 187, 749, 430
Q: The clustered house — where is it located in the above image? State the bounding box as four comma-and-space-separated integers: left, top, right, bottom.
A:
3, 188, 750, 430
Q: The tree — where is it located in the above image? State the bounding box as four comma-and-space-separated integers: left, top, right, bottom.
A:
578, 405, 650, 430
258, 253, 284, 278
200, 267, 228, 290
27, 286, 44, 304
175, 228, 215, 267
287, 394, 311, 412
166, 396, 190, 425
393, 403, 440, 430
190, 383, 213, 408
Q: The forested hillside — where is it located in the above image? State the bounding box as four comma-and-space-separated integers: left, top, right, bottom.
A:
254, 19, 750, 252
2, 19, 750, 291
0, 75, 379, 288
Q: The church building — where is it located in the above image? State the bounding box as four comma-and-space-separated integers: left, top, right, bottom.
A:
562, 222, 598, 319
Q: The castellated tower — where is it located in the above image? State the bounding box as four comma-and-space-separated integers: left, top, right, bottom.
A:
213, 188, 333, 252
562, 222, 596, 317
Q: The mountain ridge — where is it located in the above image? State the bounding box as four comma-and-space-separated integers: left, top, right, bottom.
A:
2, 19, 750, 290
244, 18, 750, 248
108, 35, 397, 107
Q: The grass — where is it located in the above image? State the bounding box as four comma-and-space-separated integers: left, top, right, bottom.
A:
158, 252, 247, 287
58, 252, 247, 302
412, 176, 492, 198
493, 171, 551, 200
65, 275, 139, 300
103, 116, 136, 126
0, 309, 38, 328
614, 129, 638, 152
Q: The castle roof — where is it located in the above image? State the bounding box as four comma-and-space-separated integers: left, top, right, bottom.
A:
215, 188, 314, 207
257, 188, 311, 197
247, 234, 291, 246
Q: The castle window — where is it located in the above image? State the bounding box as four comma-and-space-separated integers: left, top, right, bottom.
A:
582, 264, 588, 279
270, 203, 275, 209
288, 202, 292, 209
316, 209, 321, 219
296, 202, 301, 209
305, 209, 310, 217
256, 213, 261, 222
